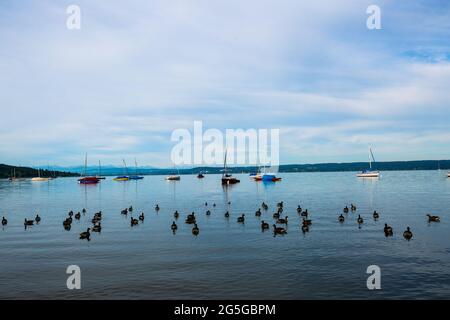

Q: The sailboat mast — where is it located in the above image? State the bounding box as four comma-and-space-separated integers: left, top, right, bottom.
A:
84, 153, 88, 177
223, 149, 228, 177
123, 159, 128, 175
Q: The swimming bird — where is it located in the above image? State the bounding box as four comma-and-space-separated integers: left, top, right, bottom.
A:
63, 218, 72, 227
185, 212, 196, 224
427, 214, 440, 222
273, 212, 280, 219
338, 214, 345, 223
277, 216, 288, 224
373, 211, 379, 220
224, 211, 230, 218
403, 227, 413, 240
74, 212, 81, 220
155, 204, 160, 211
171, 221, 178, 231
213, 203, 216, 207
277, 201, 284, 208
261, 202, 268, 210
273, 224, 287, 235
1, 217, 7, 226
192, 223, 200, 235
121, 209, 128, 215
205, 202, 208, 206
357, 215, 363, 224
35, 214, 41, 223
24, 219, 34, 226
91, 216, 100, 224
79, 228, 90, 240
261, 220, 269, 230
255, 209, 261, 217
174, 211, 179, 219
129, 206, 133, 212
237, 214, 245, 223
82, 208, 86, 213
343, 206, 349, 213
384, 223, 393, 236
297, 206, 302, 214
301, 224, 309, 233
301, 209, 308, 217
351, 204, 357, 211
139, 212, 145, 221
206, 210, 211, 216
130, 217, 139, 226
92, 223, 101, 233
302, 218, 312, 226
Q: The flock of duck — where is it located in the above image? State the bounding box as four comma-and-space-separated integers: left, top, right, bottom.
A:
1, 201, 441, 241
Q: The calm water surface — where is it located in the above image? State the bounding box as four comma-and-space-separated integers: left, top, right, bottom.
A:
1, 171, 449, 299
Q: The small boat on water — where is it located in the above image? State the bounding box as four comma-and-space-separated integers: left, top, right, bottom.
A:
357, 147, 380, 178
221, 149, 240, 185
31, 168, 50, 182
78, 154, 100, 184
128, 159, 144, 180
261, 173, 282, 182
114, 159, 130, 181
8, 168, 25, 182
197, 172, 205, 179
165, 165, 180, 181
165, 175, 180, 181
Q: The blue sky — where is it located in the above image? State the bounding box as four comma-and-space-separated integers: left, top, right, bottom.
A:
0, 0, 449, 167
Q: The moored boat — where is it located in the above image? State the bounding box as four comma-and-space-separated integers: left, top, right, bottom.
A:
31, 168, 50, 182
221, 149, 240, 185
114, 159, 130, 181
357, 147, 380, 178
78, 154, 100, 184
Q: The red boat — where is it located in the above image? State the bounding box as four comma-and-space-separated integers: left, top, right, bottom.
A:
78, 176, 100, 184
78, 153, 100, 184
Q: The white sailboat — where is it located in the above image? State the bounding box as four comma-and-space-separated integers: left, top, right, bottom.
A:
31, 168, 50, 182
357, 147, 380, 178
165, 165, 180, 181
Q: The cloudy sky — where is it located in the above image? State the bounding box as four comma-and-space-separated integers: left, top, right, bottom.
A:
0, 0, 449, 167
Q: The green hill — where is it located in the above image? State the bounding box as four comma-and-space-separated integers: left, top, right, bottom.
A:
0, 164, 79, 179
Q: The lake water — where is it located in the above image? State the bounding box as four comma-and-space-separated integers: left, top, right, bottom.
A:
0, 171, 449, 299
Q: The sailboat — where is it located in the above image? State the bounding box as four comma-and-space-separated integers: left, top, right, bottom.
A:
8, 168, 25, 182
31, 168, 50, 182
221, 149, 240, 185
78, 154, 100, 184
114, 159, 130, 181
165, 165, 180, 181
129, 158, 144, 180
252, 166, 281, 181
357, 147, 380, 178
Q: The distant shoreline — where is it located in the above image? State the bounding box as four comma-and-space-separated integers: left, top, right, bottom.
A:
1, 160, 449, 178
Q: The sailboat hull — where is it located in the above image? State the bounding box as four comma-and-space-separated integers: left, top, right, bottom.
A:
31, 177, 50, 182
78, 177, 100, 184
357, 171, 380, 178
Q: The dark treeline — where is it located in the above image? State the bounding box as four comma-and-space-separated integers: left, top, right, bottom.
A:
0, 164, 80, 179
186, 160, 450, 175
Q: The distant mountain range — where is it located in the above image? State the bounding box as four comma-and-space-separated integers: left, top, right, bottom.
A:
1, 160, 449, 179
